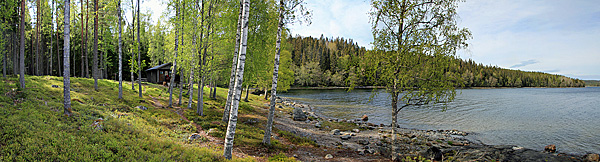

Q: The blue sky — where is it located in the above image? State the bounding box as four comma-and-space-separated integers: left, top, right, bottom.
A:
289, 0, 600, 80
143, 0, 599, 80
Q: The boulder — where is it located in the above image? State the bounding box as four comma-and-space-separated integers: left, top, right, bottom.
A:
352, 129, 360, 133
584, 153, 600, 162
361, 114, 369, 121
292, 108, 307, 121
243, 118, 258, 125
331, 129, 341, 135
544, 144, 556, 153
425, 146, 443, 161
325, 154, 333, 159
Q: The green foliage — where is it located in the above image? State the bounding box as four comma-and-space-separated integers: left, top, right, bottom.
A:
267, 152, 296, 162
0, 76, 245, 161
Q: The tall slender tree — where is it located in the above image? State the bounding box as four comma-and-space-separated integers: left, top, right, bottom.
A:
130, 0, 135, 90
187, 0, 200, 109
85, 0, 90, 77
195, 0, 206, 113
223, 0, 250, 159
177, 0, 185, 105
63, 0, 73, 116
368, 0, 471, 160
168, 0, 179, 107
118, 0, 123, 99
136, 0, 141, 97
263, 0, 310, 145
49, 0, 53, 76
223, 0, 243, 122
197, 0, 214, 116
19, 0, 25, 88
93, 0, 98, 90
80, 0, 85, 77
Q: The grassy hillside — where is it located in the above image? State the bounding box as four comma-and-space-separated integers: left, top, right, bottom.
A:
0, 76, 308, 161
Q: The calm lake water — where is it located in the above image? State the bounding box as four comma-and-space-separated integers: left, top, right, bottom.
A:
280, 87, 600, 155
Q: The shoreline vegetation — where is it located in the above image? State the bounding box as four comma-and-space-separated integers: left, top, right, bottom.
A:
277, 96, 597, 161
1, 76, 598, 161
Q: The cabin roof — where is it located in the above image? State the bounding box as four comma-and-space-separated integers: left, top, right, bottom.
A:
145, 63, 171, 71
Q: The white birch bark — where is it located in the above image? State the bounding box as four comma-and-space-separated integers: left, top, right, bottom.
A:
223, 0, 243, 122
168, 0, 179, 108
223, 0, 250, 159
118, 0, 123, 99
196, 0, 205, 116
262, 0, 284, 145
63, 0, 72, 116
188, 0, 201, 109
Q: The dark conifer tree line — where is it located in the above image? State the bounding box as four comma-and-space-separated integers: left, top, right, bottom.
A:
288, 35, 585, 88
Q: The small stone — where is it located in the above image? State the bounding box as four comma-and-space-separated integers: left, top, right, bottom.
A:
340, 134, 351, 140
352, 129, 360, 133
278, 105, 283, 108
544, 144, 556, 153
361, 114, 369, 122
315, 121, 322, 128
358, 140, 370, 145
51, 85, 60, 88
135, 105, 148, 110
325, 154, 333, 159
331, 129, 341, 135
293, 154, 298, 158
584, 153, 600, 162
188, 133, 202, 142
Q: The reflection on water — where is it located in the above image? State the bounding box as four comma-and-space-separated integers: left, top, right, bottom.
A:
280, 87, 600, 155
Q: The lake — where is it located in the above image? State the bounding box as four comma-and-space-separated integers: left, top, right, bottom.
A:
280, 87, 600, 155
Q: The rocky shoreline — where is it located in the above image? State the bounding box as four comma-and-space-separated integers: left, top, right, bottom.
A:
273, 97, 598, 161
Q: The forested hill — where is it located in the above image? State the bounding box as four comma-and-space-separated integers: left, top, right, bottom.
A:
287, 35, 585, 88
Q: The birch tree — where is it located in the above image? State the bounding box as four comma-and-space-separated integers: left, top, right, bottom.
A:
368, 0, 471, 159
118, 0, 123, 99
223, 0, 243, 122
262, 0, 310, 145
223, 0, 249, 159
63, 0, 72, 116
197, 0, 215, 116
168, 0, 179, 108
187, 0, 201, 109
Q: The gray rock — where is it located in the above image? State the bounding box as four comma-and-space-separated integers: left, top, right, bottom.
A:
352, 129, 360, 133
292, 108, 307, 121
358, 140, 370, 145
325, 154, 333, 159
331, 129, 341, 135
135, 105, 148, 110
340, 134, 351, 140
188, 133, 202, 142
315, 121, 322, 128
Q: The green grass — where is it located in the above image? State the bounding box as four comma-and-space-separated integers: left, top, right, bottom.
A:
0, 75, 276, 161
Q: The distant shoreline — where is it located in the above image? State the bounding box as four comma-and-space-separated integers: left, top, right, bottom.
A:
288, 86, 589, 90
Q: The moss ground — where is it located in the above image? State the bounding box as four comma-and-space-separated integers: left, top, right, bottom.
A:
0, 75, 307, 161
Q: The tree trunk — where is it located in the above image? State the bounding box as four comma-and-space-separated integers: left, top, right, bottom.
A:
2, 26, 6, 78
223, 0, 243, 122
243, 84, 249, 102
93, 0, 98, 91
80, 0, 84, 77
263, 87, 267, 100
49, 0, 53, 76
36, 0, 40, 76
391, 90, 399, 161
63, 0, 73, 116
223, 0, 250, 159
197, 0, 210, 116
85, 0, 90, 78
19, 0, 25, 88
168, 0, 179, 107
262, 0, 284, 144
187, 0, 200, 109
136, 0, 141, 97
130, 0, 135, 90
178, 2, 185, 105
118, 0, 123, 99
57, 19, 61, 76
